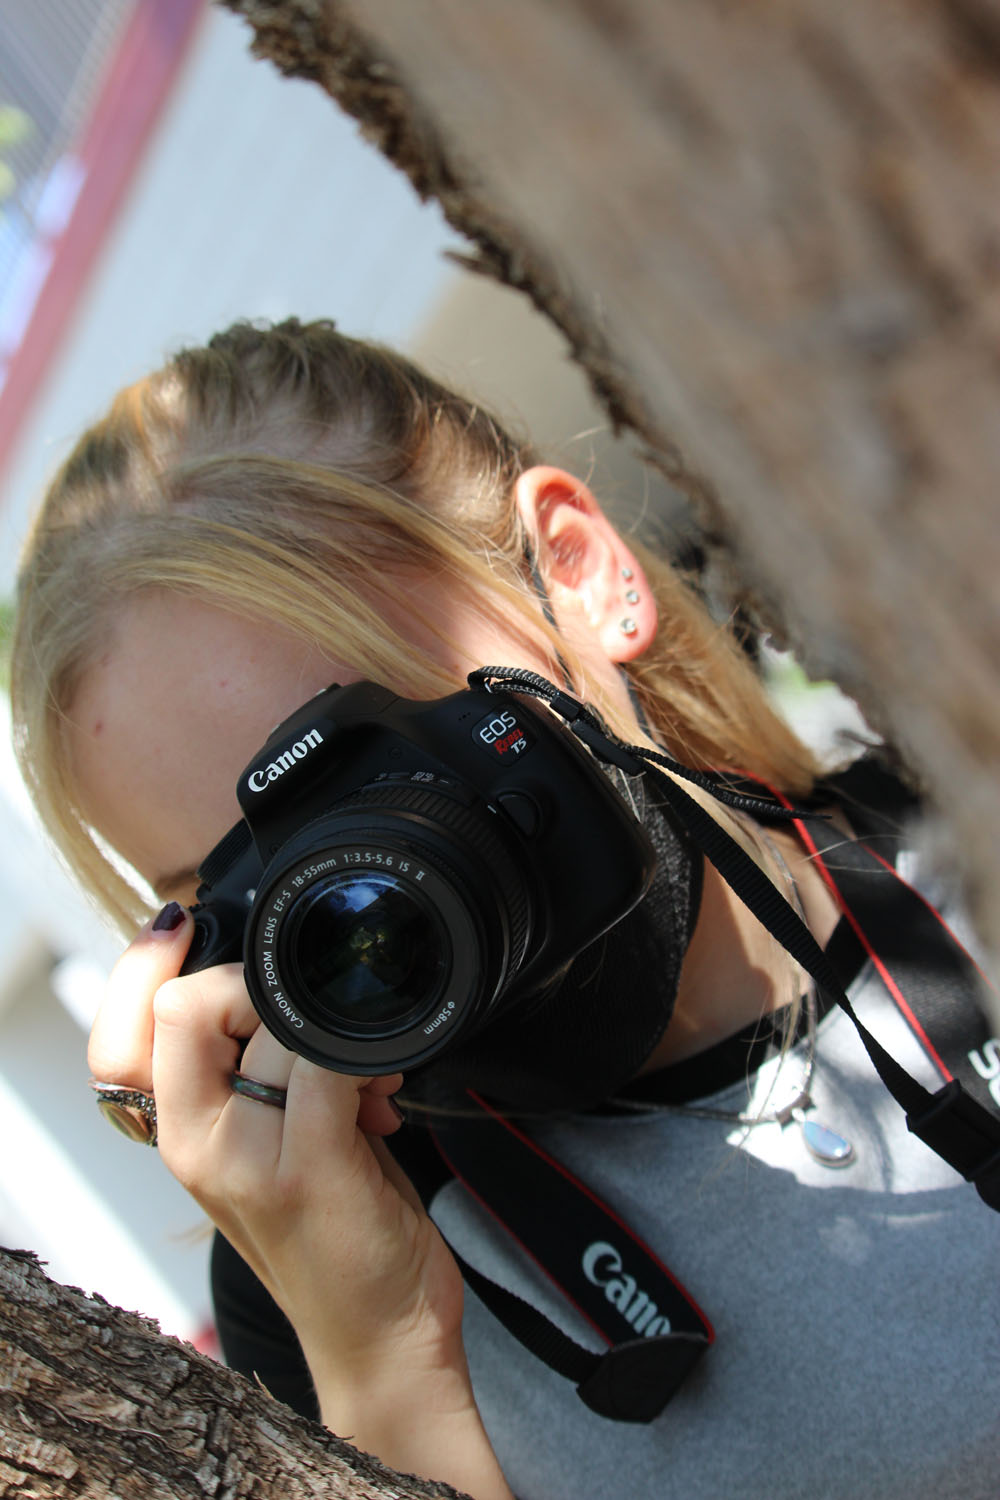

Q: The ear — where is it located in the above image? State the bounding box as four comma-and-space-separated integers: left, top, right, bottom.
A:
514, 466, 657, 663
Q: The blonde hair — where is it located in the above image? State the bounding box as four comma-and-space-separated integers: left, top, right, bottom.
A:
12, 318, 819, 930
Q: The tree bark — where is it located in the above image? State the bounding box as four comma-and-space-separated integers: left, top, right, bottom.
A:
0, 1246, 468, 1500
220, 0, 1000, 969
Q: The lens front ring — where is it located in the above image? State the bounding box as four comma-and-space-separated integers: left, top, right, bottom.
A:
244, 835, 488, 1073
282, 865, 452, 1037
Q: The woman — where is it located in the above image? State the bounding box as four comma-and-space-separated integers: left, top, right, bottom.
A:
11, 320, 998, 1499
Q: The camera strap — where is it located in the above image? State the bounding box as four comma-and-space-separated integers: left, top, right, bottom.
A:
401, 673, 1000, 1424
430, 1094, 713, 1423
782, 794, 1000, 1115
424, 808, 998, 1422
467, 667, 1000, 1214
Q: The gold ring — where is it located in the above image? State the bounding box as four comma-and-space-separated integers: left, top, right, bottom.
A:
90, 1080, 158, 1146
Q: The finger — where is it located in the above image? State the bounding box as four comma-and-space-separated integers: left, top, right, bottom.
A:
268, 1060, 388, 1175
220, 1023, 300, 1160
235, 1016, 300, 1091
225, 1050, 401, 1158
362, 1072, 405, 1098
151, 962, 269, 1163
88, 902, 193, 1089
357, 1073, 405, 1138
357, 1090, 404, 1138
189, 1056, 375, 1212
222, 1067, 403, 1161
228, 1048, 403, 1140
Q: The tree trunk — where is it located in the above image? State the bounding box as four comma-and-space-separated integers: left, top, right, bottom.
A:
0, 1246, 467, 1500
7, 5, 1000, 1488
220, 0, 1000, 972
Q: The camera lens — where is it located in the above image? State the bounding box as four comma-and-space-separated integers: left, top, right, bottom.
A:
244, 780, 531, 1072
284, 870, 449, 1033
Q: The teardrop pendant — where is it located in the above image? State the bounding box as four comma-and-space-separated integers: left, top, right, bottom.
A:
797, 1114, 855, 1168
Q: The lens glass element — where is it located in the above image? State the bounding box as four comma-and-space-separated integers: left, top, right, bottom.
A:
285, 870, 450, 1033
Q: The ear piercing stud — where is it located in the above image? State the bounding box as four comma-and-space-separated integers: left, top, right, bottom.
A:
620, 568, 640, 635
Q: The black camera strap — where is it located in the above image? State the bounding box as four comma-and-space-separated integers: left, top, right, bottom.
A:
430, 1094, 713, 1423
467, 667, 1000, 1214
788, 797, 999, 1114
400, 676, 999, 1424
424, 811, 998, 1422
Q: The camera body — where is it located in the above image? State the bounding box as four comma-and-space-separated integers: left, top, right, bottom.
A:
181, 678, 655, 1074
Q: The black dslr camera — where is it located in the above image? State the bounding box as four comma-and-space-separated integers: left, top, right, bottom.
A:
180, 677, 655, 1074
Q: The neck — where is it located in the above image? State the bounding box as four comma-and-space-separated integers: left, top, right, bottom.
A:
639, 821, 842, 1071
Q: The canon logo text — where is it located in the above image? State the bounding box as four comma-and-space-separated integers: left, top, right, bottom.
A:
247, 728, 324, 792
581, 1240, 671, 1338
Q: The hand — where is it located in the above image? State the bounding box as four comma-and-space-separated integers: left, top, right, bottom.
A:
90, 905, 514, 1500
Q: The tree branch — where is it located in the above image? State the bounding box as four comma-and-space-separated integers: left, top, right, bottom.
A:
0, 1246, 469, 1500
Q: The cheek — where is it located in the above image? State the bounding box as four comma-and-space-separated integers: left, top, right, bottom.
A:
69, 702, 245, 893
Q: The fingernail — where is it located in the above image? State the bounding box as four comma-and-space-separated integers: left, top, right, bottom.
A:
152, 901, 186, 933
388, 1095, 406, 1124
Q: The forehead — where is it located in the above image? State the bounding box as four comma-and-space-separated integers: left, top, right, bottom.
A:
67, 591, 345, 894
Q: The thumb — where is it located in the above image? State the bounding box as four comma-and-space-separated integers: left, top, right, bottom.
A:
88, 902, 194, 1089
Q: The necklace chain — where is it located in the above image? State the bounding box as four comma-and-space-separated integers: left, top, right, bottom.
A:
611, 827, 856, 1166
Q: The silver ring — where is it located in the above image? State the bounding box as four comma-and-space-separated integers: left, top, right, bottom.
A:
90, 1080, 158, 1147
231, 1071, 288, 1110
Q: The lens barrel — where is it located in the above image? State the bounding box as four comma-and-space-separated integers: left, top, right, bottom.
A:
243, 780, 531, 1072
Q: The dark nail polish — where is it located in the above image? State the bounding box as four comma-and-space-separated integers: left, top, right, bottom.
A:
152, 901, 186, 933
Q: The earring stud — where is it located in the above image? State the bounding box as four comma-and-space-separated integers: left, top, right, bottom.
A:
621, 567, 634, 581
624, 589, 640, 605
619, 617, 638, 637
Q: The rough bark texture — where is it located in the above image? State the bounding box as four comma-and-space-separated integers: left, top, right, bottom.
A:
219, 0, 1000, 968
0, 1247, 468, 1500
